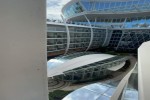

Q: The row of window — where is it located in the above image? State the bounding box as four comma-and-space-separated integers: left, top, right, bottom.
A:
63, 0, 150, 18
81, 0, 149, 11
69, 27, 91, 32
108, 30, 150, 51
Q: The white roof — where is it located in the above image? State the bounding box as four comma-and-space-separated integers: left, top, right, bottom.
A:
47, 54, 114, 77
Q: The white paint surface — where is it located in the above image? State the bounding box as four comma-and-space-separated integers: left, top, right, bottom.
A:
138, 41, 150, 100
0, 0, 48, 100
48, 54, 114, 77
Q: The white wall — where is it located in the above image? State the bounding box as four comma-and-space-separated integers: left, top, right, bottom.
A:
0, 0, 48, 100
138, 41, 150, 100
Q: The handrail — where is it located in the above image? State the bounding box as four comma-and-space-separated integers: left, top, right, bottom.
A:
110, 62, 137, 100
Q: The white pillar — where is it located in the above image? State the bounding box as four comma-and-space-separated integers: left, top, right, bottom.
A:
84, 15, 93, 51
138, 41, 150, 100
61, 15, 70, 54
0, 0, 48, 100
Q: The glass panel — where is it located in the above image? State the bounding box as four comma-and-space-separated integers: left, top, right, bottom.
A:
63, 88, 100, 100
97, 95, 110, 100
104, 87, 116, 97
83, 83, 110, 94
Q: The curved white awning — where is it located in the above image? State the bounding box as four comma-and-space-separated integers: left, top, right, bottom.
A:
48, 54, 115, 77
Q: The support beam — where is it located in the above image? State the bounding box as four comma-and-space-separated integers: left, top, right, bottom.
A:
0, 0, 48, 100
84, 15, 94, 51
133, 5, 141, 12
94, 18, 97, 26
102, 28, 109, 46
82, 70, 86, 80
90, 67, 94, 78
61, 15, 70, 54
116, 31, 124, 50
122, 17, 127, 28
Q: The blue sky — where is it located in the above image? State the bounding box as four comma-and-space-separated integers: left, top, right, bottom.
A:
47, 0, 70, 19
